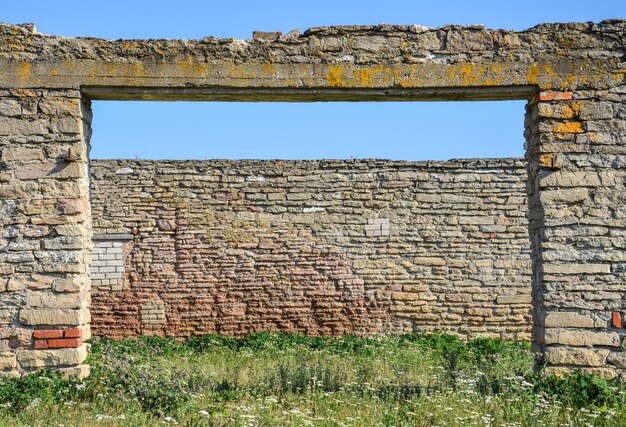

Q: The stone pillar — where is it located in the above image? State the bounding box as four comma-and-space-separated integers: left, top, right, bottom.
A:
0, 89, 92, 377
526, 87, 626, 378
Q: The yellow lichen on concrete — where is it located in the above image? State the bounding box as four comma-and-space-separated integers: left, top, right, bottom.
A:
227, 64, 253, 81
356, 68, 372, 87
18, 62, 31, 85
543, 64, 559, 79
326, 64, 346, 87
262, 62, 275, 77
177, 56, 210, 77
527, 64, 541, 85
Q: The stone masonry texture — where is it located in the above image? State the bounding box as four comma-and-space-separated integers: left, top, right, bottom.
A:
0, 20, 625, 377
89, 159, 531, 339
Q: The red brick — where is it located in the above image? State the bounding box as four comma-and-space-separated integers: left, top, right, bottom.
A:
33, 330, 63, 339
612, 312, 622, 328
538, 91, 574, 101
47, 338, 82, 349
64, 328, 82, 338
33, 340, 49, 349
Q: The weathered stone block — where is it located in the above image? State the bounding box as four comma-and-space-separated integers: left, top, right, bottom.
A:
544, 329, 620, 347
0, 351, 16, 371
496, 295, 531, 304
446, 30, 493, 51
544, 347, 609, 367
414, 257, 446, 266
16, 345, 87, 369
0, 98, 21, 116
543, 263, 610, 274
544, 312, 595, 328
0, 117, 47, 135
539, 189, 588, 204
19, 308, 89, 326
53, 276, 86, 293
539, 171, 602, 188
7, 274, 54, 291
27, 291, 83, 309
0, 147, 44, 162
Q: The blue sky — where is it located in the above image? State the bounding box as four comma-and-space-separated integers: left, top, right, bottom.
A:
3, 1, 623, 160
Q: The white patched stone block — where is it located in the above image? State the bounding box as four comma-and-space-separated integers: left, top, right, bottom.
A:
303, 207, 325, 213
543, 263, 610, 274
366, 218, 390, 237
115, 167, 134, 175
90, 236, 130, 293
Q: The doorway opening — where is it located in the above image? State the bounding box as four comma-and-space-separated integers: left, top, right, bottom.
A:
86, 99, 532, 340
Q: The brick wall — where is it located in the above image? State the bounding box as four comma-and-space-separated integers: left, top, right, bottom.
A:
89, 158, 531, 340
90, 235, 132, 292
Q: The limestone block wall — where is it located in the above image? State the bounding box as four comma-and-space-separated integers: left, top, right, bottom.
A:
89, 158, 532, 339
526, 86, 626, 377
0, 89, 91, 377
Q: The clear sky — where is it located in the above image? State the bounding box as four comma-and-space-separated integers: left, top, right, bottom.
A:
3, 1, 623, 160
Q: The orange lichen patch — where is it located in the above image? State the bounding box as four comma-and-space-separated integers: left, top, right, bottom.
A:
18, 62, 31, 84
561, 74, 578, 90
558, 36, 578, 49
326, 64, 346, 87
526, 64, 541, 85
447, 63, 488, 86
553, 121, 583, 133
539, 91, 574, 101
226, 64, 246, 80
391, 67, 403, 84
261, 62, 275, 76
103, 63, 118, 75
569, 101, 583, 117
130, 62, 146, 79
355, 68, 372, 86
177, 56, 193, 73
539, 153, 556, 168
612, 70, 626, 84
176, 56, 209, 77
539, 101, 583, 119
543, 64, 559, 79
460, 65, 473, 78
460, 65, 473, 85
489, 62, 504, 75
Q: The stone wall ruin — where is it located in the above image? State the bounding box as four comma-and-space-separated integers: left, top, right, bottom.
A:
89, 158, 531, 339
0, 20, 625, 378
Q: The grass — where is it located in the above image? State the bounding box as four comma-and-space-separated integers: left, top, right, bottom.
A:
0, 333, 625, 426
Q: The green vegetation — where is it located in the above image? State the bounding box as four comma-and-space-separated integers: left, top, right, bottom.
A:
0, 333, 625, 426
